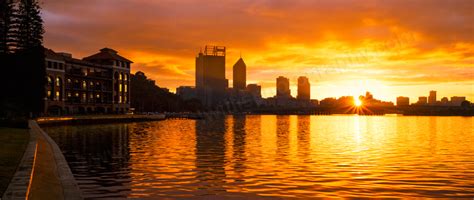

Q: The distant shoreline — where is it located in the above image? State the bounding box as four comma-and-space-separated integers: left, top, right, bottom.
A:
36, 114, 166, 126
35, 111, 474, 127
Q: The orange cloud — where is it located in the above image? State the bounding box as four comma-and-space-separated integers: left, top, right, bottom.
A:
42, 0, 474, 102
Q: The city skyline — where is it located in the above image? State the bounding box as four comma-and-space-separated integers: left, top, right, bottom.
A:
40, 0, 474, 102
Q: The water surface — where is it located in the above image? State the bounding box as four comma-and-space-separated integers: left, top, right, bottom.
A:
44, 115, 474, 198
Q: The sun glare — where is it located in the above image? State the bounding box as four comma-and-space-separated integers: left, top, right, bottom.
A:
354, 98, 362, 107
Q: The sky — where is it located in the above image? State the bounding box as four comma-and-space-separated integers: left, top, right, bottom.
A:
41, 0, 474, 102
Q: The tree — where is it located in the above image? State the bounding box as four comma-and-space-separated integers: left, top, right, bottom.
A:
130, 71, 202, 113
17, 0, 43, 51
0, 0, 15, 53
461, 100, 471, 108
0, 0, 45, 119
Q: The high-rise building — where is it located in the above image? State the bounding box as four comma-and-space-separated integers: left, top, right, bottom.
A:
450, 96, 466, 106
276, 76, 291, 98
417, 96, 428, 105
428, 90, 437, 105
396, 96, 410, 106
233, 57, 246, 90
297, 76, 310, 101
246, 84, 261, 99
195, 45, 228, 107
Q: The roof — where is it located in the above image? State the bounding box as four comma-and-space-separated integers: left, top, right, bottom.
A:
233, 57, 246, 67
44, 48, 106, 68
44, 49, 65, 61
83, 48, 133, 63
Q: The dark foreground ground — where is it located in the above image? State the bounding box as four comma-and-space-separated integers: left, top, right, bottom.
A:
0, 127, 29, 197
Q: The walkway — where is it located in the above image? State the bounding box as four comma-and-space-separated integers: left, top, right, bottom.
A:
2, 121, 83, 200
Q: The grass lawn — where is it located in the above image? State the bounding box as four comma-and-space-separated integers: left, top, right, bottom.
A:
0, 127, 29, 197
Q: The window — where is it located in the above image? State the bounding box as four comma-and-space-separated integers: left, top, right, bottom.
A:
119, 73, 123, 80
124, 74, 128, 81
47, 76, 52, 85
47, 90, 52, 99
47, 61, 52, 68
82, 81, 87, 89
55, 91, 60, 100
82, 93, 86, 102
90, 82, 94, 87
124, 96, 127, 103
56, 77, 61, 87
119, 96, 122, 103
96, 94, 100, 98
119, 84, 122, 92
75, 92, 79, 97
67, 92, 71, 97
124, 85, 127, 92
67, 79, 71, 84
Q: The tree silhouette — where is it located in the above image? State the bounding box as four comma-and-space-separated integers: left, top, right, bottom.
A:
0, 0, 15, 53
17, 0, 43, 50
130, 71, 203, 113
0, 0, 45, 120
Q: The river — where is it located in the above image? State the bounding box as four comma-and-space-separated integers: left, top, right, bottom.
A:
44, 115, 474, 198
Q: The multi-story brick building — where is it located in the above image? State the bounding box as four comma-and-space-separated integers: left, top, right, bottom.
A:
44, 48, 132, 115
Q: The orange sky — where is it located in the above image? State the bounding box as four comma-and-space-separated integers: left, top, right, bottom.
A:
42, 0, 474, 102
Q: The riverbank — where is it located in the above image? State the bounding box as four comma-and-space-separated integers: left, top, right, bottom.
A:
37, 114, 166, 126
1, 121, 83, 200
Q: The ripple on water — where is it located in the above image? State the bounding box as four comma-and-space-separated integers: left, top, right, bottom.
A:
44, 115, 474, 198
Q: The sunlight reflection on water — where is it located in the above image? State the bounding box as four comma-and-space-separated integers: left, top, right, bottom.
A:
44, 115, 474, 198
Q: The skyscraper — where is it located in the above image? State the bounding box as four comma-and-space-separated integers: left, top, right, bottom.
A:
195, 45, 228, 107
428, 90, 437, 105
297, 76, 310, 101
233, 57, 246, 90
276, 76, 291, 98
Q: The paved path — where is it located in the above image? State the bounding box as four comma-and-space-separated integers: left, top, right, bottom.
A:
2, 121, 83, 200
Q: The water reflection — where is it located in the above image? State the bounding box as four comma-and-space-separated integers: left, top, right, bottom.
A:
195, 117, 227, 195
231, 115, 247, 183
44, 115, 474, 199
297, 115, 310, 160
276, 115, 290, 162
46, 124, 132, 198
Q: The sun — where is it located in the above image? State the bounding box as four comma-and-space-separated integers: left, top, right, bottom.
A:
354, 98, 363, 107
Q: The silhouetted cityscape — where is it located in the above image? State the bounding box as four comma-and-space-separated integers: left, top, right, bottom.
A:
4, 44, 470, 117
173, 45, 472, 115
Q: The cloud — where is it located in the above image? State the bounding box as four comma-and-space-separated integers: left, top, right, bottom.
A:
41, 0, 474, 100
